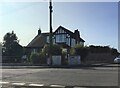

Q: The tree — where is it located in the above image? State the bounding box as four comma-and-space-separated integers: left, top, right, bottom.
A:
2, 31, 23, 63
70, 44, 88, 62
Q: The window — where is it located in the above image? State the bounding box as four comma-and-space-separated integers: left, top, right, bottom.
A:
56, 34, 66, 43
33, 49, 37, 53
71, 38, 76, 47
46, 35, 55, 44
66, 37, 70, 46
46, 36, 49, 43
66, 34, 70, 46
53, 36, 55, 44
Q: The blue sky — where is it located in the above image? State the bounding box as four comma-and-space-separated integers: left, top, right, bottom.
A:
0, 1, 118, 50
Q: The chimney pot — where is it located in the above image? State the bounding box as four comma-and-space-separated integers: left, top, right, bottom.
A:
38, 28, 41, 35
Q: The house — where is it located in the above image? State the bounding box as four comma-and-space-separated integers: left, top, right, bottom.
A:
26, 26, 85, 54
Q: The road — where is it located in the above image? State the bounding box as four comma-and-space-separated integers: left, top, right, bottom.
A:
1, 65, 119, 88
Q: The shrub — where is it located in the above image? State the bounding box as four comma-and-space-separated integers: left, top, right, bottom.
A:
39, 52, 47, 64
30, 53, 40, 64
70, 48, 75, 55
61, 49, 68, 65
111, 48, 119, 56
89, 45, 111, 53
70, 44, 88, 62
42, 44, 62, 56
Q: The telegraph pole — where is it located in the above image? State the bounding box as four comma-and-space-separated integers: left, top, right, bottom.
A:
49, 0, 53, 65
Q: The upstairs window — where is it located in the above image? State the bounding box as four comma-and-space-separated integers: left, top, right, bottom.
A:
71, 38, 76, 47
56, 34, 66, 43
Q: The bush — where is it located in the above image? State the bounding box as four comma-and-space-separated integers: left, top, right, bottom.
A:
70, 44, 88, 62
61, 49, 68, 65
30, 53, 40, 64
89, 45, 111, 53
39, 52, 47, 64
42, 44, 62, 56
70, 48, 75, 55
111, 48, 119, 56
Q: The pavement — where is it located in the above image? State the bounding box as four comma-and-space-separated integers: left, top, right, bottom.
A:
1, 63, 119, 69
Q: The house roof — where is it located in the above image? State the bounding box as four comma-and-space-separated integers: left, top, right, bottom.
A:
80, 38, 85, 42
54, 26, 85, 42
27, 26, 85, 48
27, 33, 49, 48
54, 26, 75, 38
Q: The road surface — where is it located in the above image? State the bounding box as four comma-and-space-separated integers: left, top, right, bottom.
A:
1, 65, 119, 88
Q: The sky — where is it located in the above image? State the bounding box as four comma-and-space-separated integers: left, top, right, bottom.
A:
0, 1, 119, 50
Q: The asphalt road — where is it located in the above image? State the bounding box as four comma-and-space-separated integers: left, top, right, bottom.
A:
1, 65, 119, 87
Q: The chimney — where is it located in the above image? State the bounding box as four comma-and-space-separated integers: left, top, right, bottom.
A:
74, 29, 80, 41
74, 29, 80, 37
38, 28, 41, 35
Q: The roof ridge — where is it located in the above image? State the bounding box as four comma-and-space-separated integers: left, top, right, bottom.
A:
59, 25, 74, 34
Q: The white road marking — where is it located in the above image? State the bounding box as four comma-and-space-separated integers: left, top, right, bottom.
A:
50, 84, 65, 88
12, 82, 25, 86
0, 81, 9, 84
73, 87, 87, 88
29, 83, 44, 86
0, 82, 85, 88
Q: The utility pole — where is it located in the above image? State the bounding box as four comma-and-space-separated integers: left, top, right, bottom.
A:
49, 0, 53, 65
